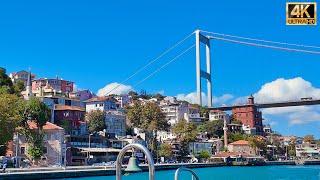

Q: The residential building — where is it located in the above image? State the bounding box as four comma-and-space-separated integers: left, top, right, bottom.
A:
295, 142, 319, 158
160, 100, 200, 125
263, 125, 272, 135
69, 89, 94, 106
53, 104, 86, 135
13, 121, 64, 166
227, 123, 243, 133
85, 96, 117, 112
189, 139, 223, 157
105, 111, 126, 137
32, 78, 74, 96
9, 70, 36, 86
242, 124, 257, 135
232, 95, 263, 135
209, 110, 230, 122
114, 94, 131, 108
184, 106, 203, 124
228, 140, 257, 155
157, 131, 176, 142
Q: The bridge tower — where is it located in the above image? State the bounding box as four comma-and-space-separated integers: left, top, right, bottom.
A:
195, 30, 212, 107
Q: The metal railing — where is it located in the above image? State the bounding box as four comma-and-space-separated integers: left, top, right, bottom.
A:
115, 143, 155, 180
175, 167, 199, 180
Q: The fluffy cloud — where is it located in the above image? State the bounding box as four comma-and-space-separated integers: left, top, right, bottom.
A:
252, 77, 320, 125
254, 77, 320, 103
176, 92, 234, 106
97, 82, 133, 96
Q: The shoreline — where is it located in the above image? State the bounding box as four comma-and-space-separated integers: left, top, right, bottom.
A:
1, 160, 320, 180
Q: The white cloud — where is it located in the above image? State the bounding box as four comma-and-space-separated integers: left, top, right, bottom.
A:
97, 82, 133, 96
254, 77, 320, 103
176, 92, 234, 106
252, 77, 320, 125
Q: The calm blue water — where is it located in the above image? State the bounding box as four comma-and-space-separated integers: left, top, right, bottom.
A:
64, 165, 320, 180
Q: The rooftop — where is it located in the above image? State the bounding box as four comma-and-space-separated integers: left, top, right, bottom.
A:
27, 121, 64, 131
54, 105, 85, 111
84, 96, 115, 103
229, 140, 249, 146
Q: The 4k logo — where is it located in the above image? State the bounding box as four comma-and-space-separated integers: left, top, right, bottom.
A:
286, 2, 317, 25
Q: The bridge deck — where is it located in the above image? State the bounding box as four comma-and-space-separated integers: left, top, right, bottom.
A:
209, 99, 320, 111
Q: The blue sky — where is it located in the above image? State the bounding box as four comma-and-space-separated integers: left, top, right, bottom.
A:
0, 0, 320, 137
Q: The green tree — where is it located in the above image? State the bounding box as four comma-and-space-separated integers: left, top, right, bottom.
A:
152, 93, 165, 101
0, 67, 14, 94
128, 91, 138, 100
21, 98, 51, 161
0, 93, 25, 155
228, 132, 247, 143
172, 119, 197, 159
303, 135, 315, 143
127, 102, 169, 154
248, 136, 267, 155
13, 80, 25, 96
86, 110, 106, 133
158, 143, 172, 159
198, 150, 211, 160
197, 120, 224, 138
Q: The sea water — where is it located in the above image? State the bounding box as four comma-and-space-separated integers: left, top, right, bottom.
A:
63, 165, 320, 180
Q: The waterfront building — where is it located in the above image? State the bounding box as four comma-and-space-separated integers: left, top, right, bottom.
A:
228, 140, 257, 155
12, 121, 65, 166
231, 95, 264, 135
189, 139, 223, 157
295, 141, 319, 158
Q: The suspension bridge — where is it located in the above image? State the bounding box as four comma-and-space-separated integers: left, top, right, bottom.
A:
107, 29, 320, 109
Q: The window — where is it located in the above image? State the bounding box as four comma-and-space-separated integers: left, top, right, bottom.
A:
20, 147, 25, 154
43, 147, 48, 154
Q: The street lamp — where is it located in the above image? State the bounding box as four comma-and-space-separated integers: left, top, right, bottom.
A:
88, 133, 93, 160
64, 147, 72, 169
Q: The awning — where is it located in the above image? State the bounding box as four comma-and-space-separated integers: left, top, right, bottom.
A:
79, 147, 133, 153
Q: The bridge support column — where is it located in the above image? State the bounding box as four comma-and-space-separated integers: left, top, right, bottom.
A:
195, 29, 212, 107
195, 30, 202, 106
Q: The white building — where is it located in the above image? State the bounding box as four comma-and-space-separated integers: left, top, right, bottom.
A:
114, 94, 131, 108
242, 124, 256, 135
157, 131, 176, 142
105, 111, 126, 137
85, 96, 117, 112
209, 110, 230, 122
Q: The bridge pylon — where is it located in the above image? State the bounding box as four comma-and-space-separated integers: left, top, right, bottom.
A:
195, 30, 212, 107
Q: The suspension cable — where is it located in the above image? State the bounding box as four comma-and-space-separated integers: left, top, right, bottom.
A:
133, 44, 195, 88
201, 30, 320, 49
209, 36, 320, 55
103, 32, 194, 95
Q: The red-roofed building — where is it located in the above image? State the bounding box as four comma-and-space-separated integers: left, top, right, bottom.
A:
11, 121, 65, 167
54, 104, 86, 135
228, 140, 256, 155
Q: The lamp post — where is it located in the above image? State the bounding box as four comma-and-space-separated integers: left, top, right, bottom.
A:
64, 147, 72, 169
88, 133, 93, 161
